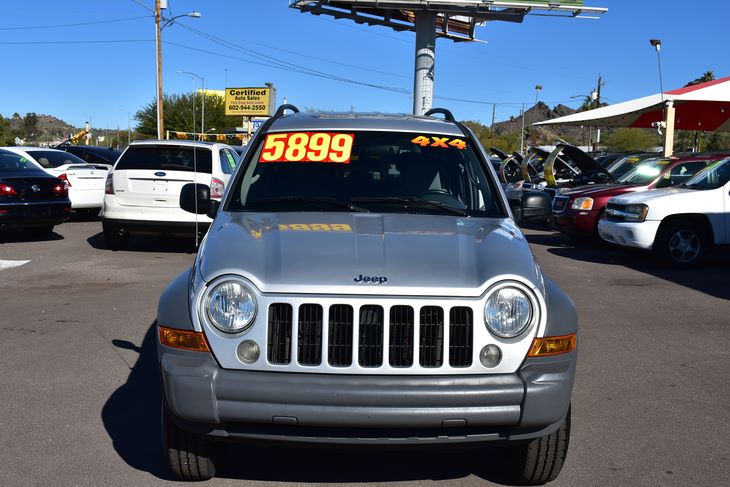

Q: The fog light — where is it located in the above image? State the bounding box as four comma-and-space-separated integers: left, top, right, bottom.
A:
236, 340, 260, 364
480, 344, 502, 368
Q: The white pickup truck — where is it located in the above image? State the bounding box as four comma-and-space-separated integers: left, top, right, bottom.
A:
598, 156, 730, 266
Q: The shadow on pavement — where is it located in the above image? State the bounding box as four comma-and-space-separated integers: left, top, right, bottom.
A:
526, 230, 730, 300
216, 443, 513, 485
101, 323, 172, 480
0, 227, 64, 243
87, 231, 197, 254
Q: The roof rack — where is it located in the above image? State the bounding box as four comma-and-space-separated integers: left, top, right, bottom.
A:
272, 104, 300, 119
423, 108, 456, 122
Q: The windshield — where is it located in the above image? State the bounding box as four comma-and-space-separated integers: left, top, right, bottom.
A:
617, 157, 670, 184
229, 130, 504, 217
0, 151, 47, 173
606, 154, 654, 178
683, 157, 730, 189
28, 150, 86, 168
116, 145, 212, 173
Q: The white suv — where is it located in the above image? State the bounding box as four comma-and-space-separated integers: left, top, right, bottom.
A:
598, 157, 730, 266
101, 140, 238, 249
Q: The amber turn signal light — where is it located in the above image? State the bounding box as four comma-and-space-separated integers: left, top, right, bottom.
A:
159, 326, 210, 352
527, 333, 576, 357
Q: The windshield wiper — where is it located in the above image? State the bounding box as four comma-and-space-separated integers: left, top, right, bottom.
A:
246, 197, 369, 213
350, 197, 469, 216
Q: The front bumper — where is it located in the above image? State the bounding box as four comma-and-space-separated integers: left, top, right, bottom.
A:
159, 344, 576, 445
597, 219, 660, 250
551, 208, 601, 235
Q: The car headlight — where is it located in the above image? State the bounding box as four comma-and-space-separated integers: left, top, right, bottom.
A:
624, 204, 649, 222
205, 280, 257, 333
484, 286, 533, 338
571, 197, 594, 211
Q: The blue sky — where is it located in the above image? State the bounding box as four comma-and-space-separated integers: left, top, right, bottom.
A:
1, 1, 728, 130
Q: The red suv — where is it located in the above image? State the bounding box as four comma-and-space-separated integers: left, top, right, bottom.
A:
550, 154, 726, 238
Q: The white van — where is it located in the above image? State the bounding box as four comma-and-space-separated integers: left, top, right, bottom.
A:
100, 140, 238, 249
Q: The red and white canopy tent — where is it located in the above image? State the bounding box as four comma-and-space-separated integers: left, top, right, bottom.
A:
534, 76, 730, 156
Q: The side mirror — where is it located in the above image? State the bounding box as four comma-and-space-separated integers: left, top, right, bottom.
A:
180, 183, 211, 215
510, 190, 551, 224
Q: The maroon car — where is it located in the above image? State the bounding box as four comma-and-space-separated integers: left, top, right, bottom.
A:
550, 154, 725, 238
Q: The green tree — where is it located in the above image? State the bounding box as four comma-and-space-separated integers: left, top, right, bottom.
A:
135, 93, 243, 138
22, 112, 39, 140
0, 115, 15, 145
685, 70, 714, 87
604, 128, 659, 151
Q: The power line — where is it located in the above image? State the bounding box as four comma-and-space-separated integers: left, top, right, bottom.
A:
0, 39, 152, 45
174, 24, 412, 94
0, 15, 150, 31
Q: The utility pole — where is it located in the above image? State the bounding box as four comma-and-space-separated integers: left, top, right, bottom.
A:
490, 103, 496, 136
155, 0, 164, 139
519, 103, 525, 155
593, 74, 603, 151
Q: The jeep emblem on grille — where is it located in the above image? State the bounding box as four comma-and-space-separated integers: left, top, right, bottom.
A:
354, 274, 388, 284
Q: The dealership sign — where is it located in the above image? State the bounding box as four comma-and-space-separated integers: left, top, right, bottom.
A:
225, 87, 275, 116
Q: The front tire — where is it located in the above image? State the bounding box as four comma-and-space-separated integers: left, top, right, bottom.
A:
505, 407, 571, 485
163, 405, 216, 481
655, 220, 707, 267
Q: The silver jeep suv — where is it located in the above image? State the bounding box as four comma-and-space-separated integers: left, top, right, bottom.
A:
157, 105, 577, 484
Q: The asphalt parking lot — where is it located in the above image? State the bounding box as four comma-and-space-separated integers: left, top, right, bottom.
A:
1, 218, 728, 487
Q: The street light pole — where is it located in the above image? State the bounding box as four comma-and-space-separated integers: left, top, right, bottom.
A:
153, 5, 201, 140
178, 70, 205, 137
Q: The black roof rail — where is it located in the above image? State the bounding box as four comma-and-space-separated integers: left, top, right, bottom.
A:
272, 104, 300, 119
423, 108, 456, 122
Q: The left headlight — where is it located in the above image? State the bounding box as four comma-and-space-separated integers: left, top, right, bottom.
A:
571, 197, 594, 211
484, 286, 533, 338
205, 280, 257, 334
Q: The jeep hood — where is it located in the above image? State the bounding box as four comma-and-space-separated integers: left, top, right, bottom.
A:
198, 212, 539, 297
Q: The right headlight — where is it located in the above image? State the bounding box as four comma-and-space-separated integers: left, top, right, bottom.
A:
484, 286, 533, 338
205, 279, 257, 334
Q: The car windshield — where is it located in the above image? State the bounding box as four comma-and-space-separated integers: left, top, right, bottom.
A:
682, 157, 730, 190
115, 145, 212, 173
616, 157, 671, 184
229, 130, 504, 217
606, 154, 654, 178
0, 151, 46, 172
27, 150, 86, 168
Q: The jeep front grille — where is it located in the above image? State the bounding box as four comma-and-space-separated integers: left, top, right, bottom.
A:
268, 303, 292, 364
297, 304, 322, 366
419, 306, 444, 367
328, 304, 353, 367
267, 303, 473, 370
449, 307, 474, 367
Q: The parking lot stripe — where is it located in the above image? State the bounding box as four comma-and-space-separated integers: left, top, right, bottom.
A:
0, 260, 31, 271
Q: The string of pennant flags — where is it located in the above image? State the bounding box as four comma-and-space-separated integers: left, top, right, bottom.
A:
166, 131, 248, 144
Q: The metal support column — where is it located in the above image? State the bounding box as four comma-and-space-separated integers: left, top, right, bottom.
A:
664, 100, 675, 157
413, 11, 436, 115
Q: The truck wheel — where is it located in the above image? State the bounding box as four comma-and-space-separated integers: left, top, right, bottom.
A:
656, 220, 707, 267
102, 221, 127, 250
163, 404, 216, 481
506, 406, 570, 485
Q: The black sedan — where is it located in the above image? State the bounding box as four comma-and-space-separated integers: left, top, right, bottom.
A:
0, 149, 71, 236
